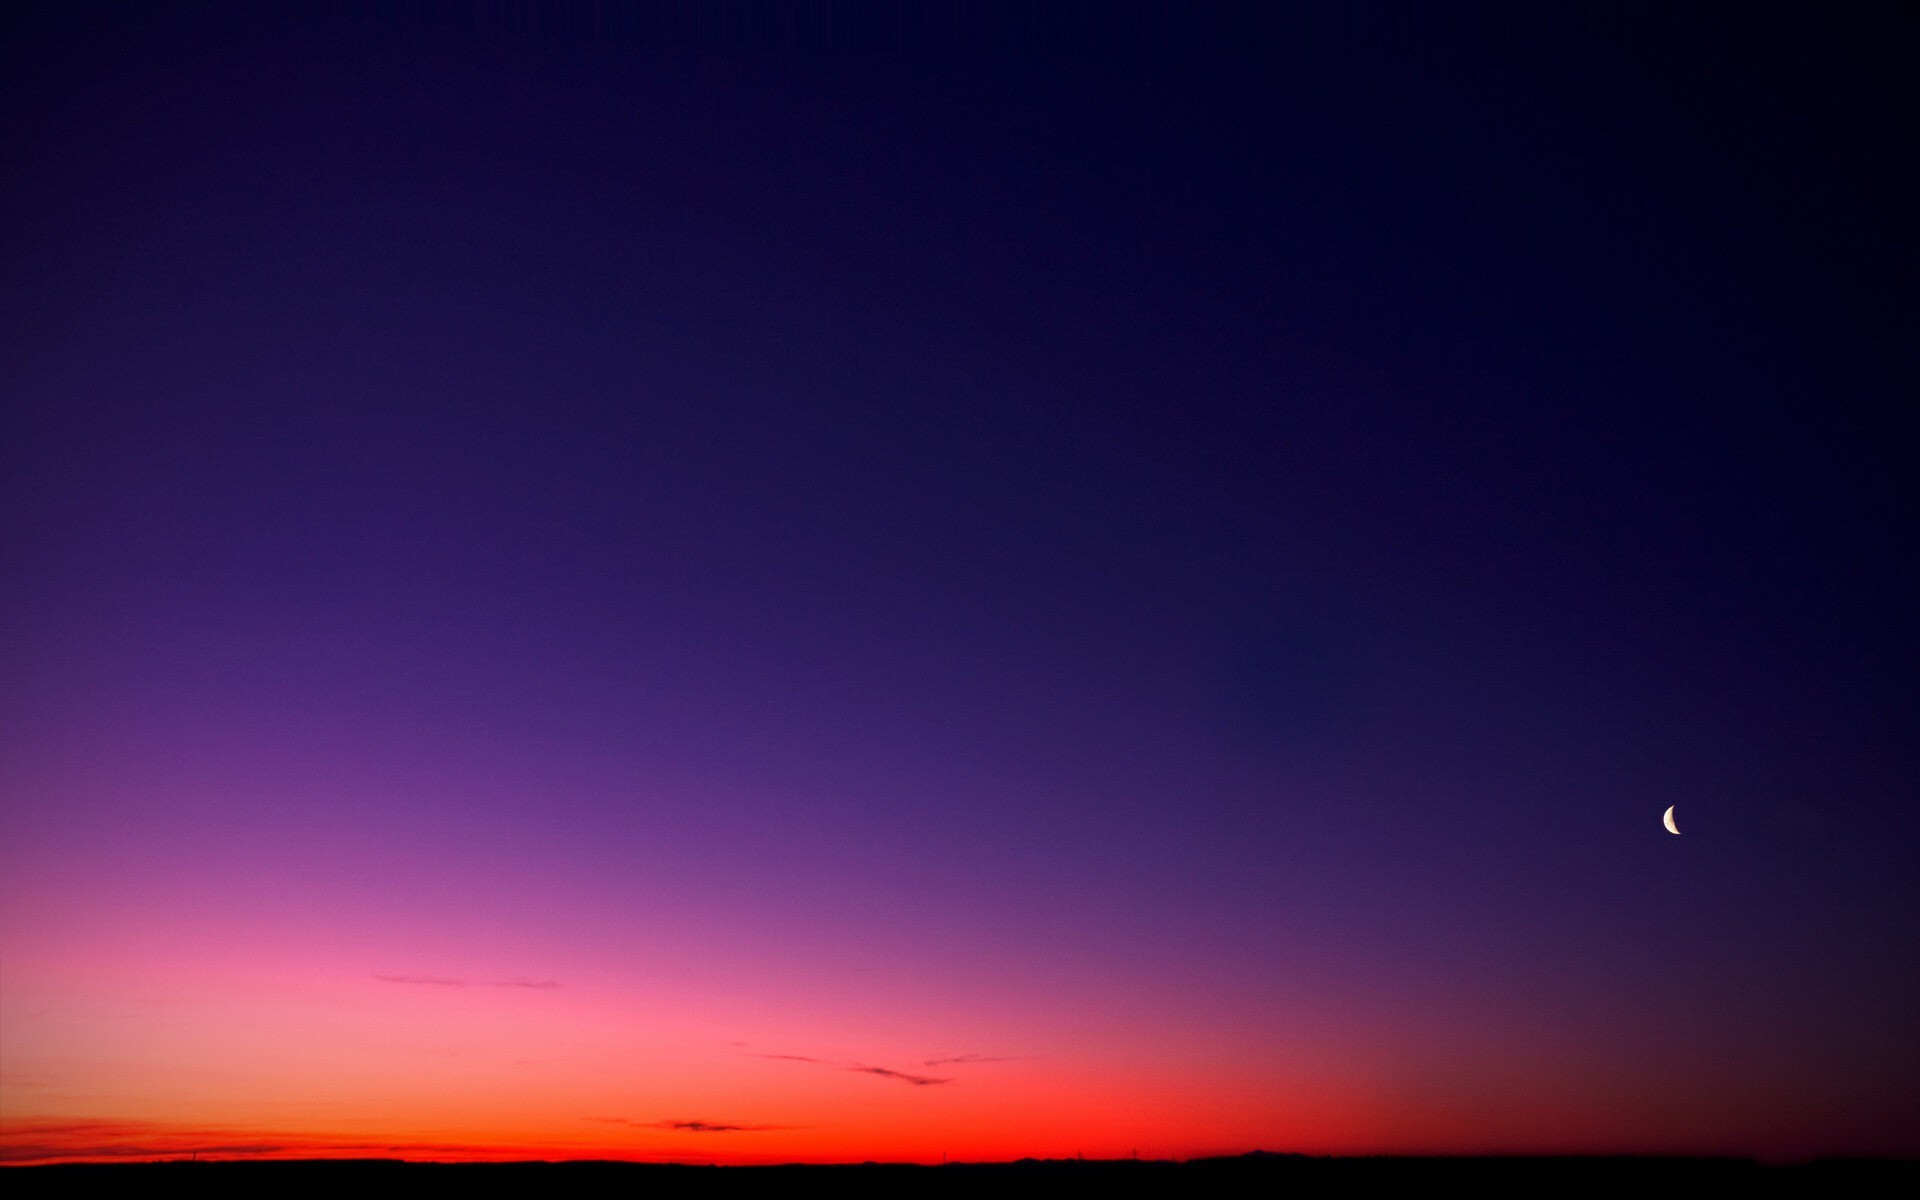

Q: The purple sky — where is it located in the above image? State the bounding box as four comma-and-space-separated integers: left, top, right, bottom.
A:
2, 4, 1916, 1163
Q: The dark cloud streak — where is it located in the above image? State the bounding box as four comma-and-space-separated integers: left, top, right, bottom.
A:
851, 1066, 951, 1086
754, 1050, 953, 1086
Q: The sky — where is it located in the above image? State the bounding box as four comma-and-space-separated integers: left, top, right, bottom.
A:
2, 1, 1916, 1166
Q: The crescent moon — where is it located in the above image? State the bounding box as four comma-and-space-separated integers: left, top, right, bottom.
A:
1662, 805, 1680, 835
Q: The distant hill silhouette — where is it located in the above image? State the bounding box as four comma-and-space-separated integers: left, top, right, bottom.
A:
8, 1152, 1914, 1197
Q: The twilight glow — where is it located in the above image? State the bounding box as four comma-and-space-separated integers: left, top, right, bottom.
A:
3, 5, 1916, 1166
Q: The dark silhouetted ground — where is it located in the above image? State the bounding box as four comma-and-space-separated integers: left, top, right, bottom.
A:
6, 1153, 1915, 1197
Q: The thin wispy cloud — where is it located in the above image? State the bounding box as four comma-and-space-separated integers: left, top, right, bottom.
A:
374, 975, 558, 989
591, 1118, 790, 1133
753, 1050, 953, 1086
850, 1066, 951, 1086
0, 1118, 523, 1165
923, 1054, 1017, 1067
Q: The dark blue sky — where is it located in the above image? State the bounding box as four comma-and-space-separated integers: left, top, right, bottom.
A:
3, 3, 1916, 1160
